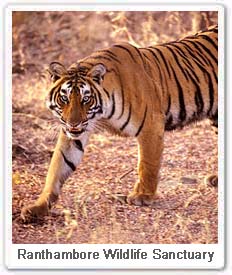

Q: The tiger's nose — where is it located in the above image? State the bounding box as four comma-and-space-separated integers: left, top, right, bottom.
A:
67, 120, 88, 130
67, 122, 80, 129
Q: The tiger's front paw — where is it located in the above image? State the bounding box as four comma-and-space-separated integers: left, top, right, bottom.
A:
21, 201, 49, 222
127, 192, 155, 206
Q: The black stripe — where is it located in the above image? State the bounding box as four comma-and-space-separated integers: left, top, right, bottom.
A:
178, 41, 215, 79
178, 39, 217, 115
207, 73, 214, 115
113, 45, 137, 63
211, 109, 218, 127
167, 44, 205, 116
132, 45, 144, 60
180, 40, 210, 66
141, 50, 153, 62
200, 35, 218, 51
53, 87, 61, 104
165, 114, 174, 131
120, 104, 132, 131
60, 150, 76, 171
118, 87, 125, 119
92, 85, 103, 108
194, 40, 217, 65
49, 104, 57, 111
49, 86, 57, 103
135, 105, 147, 137
103, 49, 118, 57
149, 45, 187, 122
97, 49, 118, 58
118, 77, 125, 119
170, 67, 186, 122
165, 46, 189, 81
131, 44, 146, 66
212, 69, 218, 84
184, 68, 204, 115
140, 51, 152, 74
194, 88, 204, 115
142, 48, 160, 63
74, 140, 84, 152
142, 48, 167, 93
165, 95, 171, 115
103, 88, 110, 99
185, 39, 217, 67
107, 93, 115, 119
143, 49, 163, 74
168, 43, 200, 81
169, 43, 193, 66
96, 50, 122, 64
179, 41, 218, 91
151, 47, 172, 78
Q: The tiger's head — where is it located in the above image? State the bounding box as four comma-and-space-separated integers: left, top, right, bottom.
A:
46, 62, 107, 139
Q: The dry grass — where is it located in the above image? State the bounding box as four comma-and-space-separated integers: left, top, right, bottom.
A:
12, 11, 218, 244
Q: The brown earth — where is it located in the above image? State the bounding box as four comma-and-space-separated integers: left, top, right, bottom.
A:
12, 11, 218, 244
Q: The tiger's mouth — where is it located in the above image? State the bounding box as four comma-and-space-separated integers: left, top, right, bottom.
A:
59, 118, 88, 139
63, 127, 86, 139
69, 128, 85, 135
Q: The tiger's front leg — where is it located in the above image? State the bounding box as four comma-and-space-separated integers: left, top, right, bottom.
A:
127, 120, 164, 206
21, 129, 88, 221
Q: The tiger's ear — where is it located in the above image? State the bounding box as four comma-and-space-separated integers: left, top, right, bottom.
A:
88, 64, 106, 84
47, 62, 67, 82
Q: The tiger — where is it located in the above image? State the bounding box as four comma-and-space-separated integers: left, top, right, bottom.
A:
21, 25, 218, 221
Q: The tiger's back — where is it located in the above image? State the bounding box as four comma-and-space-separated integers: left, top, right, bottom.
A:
77, 25, 218, 135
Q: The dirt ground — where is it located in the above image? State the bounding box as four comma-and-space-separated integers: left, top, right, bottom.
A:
12, 11, 218, 244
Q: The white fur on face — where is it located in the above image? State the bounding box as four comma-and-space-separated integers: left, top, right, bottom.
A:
61, 82, 91, 100
60, 81, 73, 96
79, 83, 91, 97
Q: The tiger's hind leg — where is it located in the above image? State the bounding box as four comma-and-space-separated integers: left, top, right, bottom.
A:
21, 130, 88, 222
127, 118, 164, 206
205, 110, 218, 184
210, 110, 218, 134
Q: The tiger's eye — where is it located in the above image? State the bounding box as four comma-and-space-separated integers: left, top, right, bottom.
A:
82, 96, 90, 103
60, 95, 68, 102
